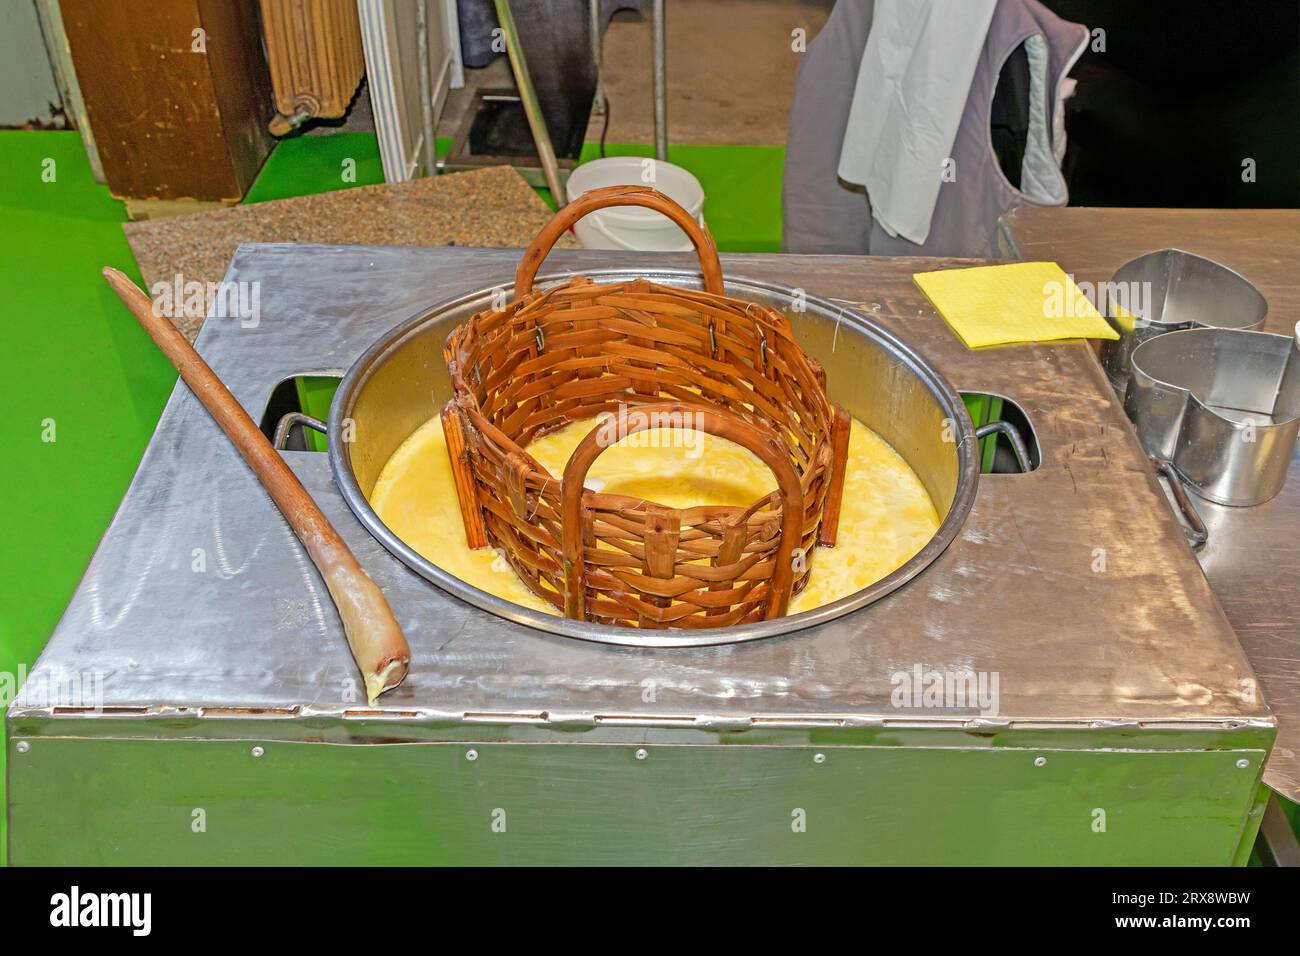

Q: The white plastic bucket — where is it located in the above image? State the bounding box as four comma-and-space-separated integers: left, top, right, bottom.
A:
563, 157, 705, 252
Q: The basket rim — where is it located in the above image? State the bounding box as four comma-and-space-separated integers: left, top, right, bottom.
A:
330, 267, 980, 648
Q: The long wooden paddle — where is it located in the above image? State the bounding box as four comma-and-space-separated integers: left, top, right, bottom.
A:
103, 268, 410, 705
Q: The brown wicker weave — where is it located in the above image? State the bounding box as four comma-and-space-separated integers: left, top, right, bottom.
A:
442, 185, 849, 628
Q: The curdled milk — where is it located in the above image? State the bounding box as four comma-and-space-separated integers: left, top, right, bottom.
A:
369, 414, 940, 618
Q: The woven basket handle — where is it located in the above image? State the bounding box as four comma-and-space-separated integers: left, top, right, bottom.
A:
515, 185, 725, 296
559, 402, 805, 623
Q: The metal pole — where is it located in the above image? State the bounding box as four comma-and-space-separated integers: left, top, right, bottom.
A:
1257, 794, 1300, 866
415, 0, 437, 177
494, 0, 568, 205
589, 0, 605, 114
652, 0, 667, 160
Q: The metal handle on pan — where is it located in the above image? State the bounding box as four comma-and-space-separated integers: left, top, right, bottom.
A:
273, 412, 327, 451
974, 420, 1032, 474
1149, 456, 1209, 552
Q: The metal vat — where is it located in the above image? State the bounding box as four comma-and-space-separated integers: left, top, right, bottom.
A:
329, 268, 981, 646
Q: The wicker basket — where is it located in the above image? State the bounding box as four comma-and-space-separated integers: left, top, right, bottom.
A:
442, 185, 850, 628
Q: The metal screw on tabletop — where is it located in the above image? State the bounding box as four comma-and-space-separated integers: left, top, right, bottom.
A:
16, 741, 30, 754
813, 752, 826, 764
251, 746, 265, 758
635, 748, 648, 760
1034, 756, 1047, 767
466, 749, 479, 762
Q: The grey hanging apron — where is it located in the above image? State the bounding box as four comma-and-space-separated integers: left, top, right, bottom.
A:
780, 0, 876, 254
868, 0, 1088, 257
781, 0, 1088, 258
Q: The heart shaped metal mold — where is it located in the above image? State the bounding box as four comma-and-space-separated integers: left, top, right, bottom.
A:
1126, 327, 1300, 506
1100, 249, 1268, 402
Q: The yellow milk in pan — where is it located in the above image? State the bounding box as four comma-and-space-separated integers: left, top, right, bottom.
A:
370, 412, 939, 618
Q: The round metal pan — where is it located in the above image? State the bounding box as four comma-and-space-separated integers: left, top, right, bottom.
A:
329, 268, 980, 647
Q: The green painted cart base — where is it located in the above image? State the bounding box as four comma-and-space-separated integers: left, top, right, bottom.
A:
7, 721, 1270, 866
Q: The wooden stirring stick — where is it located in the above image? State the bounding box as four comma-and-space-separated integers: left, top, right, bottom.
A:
103, 268, 410, 705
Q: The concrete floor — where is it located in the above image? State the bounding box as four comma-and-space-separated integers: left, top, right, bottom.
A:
595, 0, 831, 145
436, 0, 832, 148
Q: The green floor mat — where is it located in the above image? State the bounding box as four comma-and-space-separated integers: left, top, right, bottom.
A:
0, 130, 178, 864
244, 131, 387, 203
246, 133, 785, 253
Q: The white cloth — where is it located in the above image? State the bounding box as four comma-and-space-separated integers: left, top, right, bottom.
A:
837, 0, 998, 245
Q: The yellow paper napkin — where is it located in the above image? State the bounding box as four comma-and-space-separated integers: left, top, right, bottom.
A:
913, 261, 1120, 349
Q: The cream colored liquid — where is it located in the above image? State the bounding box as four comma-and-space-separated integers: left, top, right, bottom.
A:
370, 414, 939, 616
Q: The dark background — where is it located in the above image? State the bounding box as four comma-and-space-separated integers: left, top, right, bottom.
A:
1042, 0, 1300, 207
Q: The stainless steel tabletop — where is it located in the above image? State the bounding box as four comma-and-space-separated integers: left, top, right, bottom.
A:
1190, 463, 1300, 798
1000, 207, 1300, 801
12, 244, 1270, 740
